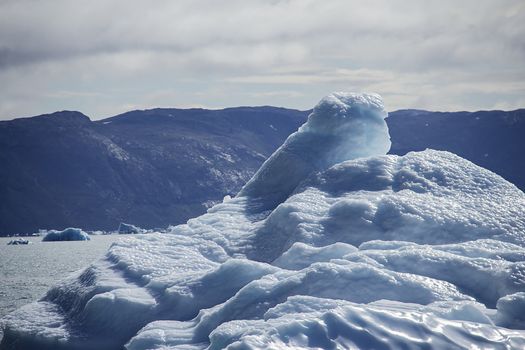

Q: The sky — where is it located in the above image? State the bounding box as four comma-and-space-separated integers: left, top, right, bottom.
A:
0, 0, 524, 120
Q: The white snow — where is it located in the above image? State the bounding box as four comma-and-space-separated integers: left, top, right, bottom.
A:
97, 137, 130, 161
41, 228, 90, 242
2, 92, 525, 350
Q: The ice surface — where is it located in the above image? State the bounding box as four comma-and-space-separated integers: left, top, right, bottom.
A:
202, 297, 525, 350
2, 92, 525, 349
41, 228, 90, 242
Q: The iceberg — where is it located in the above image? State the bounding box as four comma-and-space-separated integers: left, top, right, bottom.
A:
118, 223, 146, 234
2, 92, 525, 349
41, 228, 90, 242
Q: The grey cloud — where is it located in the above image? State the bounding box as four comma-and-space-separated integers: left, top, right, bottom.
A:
0, 0, 523, 119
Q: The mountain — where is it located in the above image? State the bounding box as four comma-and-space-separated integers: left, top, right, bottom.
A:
3, 93, 524, 349
0, 108, 307, 235
1, 106, 524, 236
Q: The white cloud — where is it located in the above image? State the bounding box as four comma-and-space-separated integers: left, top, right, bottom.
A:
0, 0, 524, 119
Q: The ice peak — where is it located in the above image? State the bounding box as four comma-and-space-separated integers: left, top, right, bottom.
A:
300, 92, 386, 134
238, 92, 391, 210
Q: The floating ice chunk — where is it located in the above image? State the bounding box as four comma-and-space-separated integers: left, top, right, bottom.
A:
41, 227, 90, 241
118, 223, 145, 234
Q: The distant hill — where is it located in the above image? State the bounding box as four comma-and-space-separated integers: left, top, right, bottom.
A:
0, 107, 307, 235
0, 107, 523, 235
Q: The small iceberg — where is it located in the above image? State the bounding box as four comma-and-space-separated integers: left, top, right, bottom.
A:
7, 238, 30, 245
41, 228, 90, 242
118, 223, 145, 234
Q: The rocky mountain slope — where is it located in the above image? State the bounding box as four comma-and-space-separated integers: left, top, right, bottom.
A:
0, 108, 307, 235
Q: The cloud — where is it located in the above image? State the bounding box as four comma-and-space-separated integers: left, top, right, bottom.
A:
0, 0, 524, 119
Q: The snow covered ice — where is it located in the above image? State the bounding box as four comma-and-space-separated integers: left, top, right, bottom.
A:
2, 92, 525, 349
238, 92, 390, 211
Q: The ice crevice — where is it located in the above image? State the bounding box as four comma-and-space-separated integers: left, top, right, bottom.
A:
2, 92, 525, 349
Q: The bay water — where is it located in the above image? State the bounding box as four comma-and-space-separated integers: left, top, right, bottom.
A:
0, 235, 125, 318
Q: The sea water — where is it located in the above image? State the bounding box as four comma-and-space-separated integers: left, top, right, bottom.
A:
0, 235, 124, 318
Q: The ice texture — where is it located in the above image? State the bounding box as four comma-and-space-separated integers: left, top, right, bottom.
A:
41, 228, 90, 241
2, 92, 525, 349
